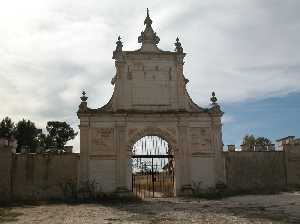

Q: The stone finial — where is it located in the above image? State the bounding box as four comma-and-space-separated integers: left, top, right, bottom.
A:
144, 8, 152, 26
115, 36, 123, 52
78, 90, 89, 114
208, 91, 223, 116
210, 91, 218, 104
113, 35, 124, 60
80, 90, 88, 102
175, 37, 183, 53
138, 8, 160, 48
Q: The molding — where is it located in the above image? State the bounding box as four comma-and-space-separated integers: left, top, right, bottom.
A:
192, 152, 216, 157
89, 155, 117, 160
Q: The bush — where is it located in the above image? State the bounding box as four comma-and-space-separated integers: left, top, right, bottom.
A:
60, 180, 78, 201
191, 182, 224, 200
59, 179, 140, 203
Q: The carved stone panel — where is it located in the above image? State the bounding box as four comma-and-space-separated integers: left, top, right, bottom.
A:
90, 128, 114, 155
190, 127, 211, 152
132, 82, 169, 105
128, 128, 138, 140
166, 127, 177, 137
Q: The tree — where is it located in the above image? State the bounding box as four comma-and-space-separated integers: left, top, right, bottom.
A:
242, 134, 272, 151
255, 137, 272, 150
15, 119, 41, 152
242, 134, 256, 150
46, 121, 77, 150
0, 117, 15, 139
37, 132, 53, 150
255, 137, 272, 147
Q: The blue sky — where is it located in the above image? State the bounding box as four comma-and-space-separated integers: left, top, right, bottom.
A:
222, 92, 300, 147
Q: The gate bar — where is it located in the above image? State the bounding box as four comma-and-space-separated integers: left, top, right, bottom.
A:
132, 155, 173, 158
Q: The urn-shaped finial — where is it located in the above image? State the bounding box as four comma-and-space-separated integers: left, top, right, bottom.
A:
115, 36, 123, 52
210, 91, 218, 104
80, 90, 88, 102
175, 37, 183, 53
113, 36, 124, 60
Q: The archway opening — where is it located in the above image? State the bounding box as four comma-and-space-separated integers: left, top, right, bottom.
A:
130, 135, 174, 198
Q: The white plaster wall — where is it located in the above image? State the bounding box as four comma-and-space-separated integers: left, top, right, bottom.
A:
89, 159, 116, 192
111, 51, 193, 112
190, 157, 215, 189
127, 158, 132, 190
123, 58, 177, 111
81, 113, 221, 193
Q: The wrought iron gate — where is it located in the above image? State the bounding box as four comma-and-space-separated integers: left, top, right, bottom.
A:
131, 136, 174, 198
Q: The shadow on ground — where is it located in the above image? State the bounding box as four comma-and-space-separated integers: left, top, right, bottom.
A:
98, 196, 294, 223
1, 193, 299, 223
0, 208, 23, 223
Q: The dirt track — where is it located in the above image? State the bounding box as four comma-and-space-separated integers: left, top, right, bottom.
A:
1, 192, 300, 223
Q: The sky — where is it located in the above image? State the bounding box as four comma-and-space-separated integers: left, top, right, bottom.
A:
0, 0, 299, 151
132, 136, 170, 172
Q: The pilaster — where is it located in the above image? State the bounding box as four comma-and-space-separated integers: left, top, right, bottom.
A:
78, 122, 90, 184
115, 124, 129, 192
177, 124, 192, 195
211, 116, 226, 185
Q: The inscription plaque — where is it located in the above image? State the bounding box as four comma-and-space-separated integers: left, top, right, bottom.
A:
91, 128, 114, 155
190, 127, 211, 152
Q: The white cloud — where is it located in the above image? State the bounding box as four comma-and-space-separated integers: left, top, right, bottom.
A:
0, 0, 300, 151
222, 115, 235, 124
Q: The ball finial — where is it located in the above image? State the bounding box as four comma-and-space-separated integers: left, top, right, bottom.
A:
80, 90, 88, 102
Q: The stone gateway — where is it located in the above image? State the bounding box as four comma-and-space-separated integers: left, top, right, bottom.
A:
1, 10, 300, 203
77, 9, 225, 196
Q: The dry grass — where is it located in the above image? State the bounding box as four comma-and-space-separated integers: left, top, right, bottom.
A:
133, 173, 174, 197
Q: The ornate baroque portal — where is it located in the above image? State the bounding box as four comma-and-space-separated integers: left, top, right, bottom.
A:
77, 9, 225, 196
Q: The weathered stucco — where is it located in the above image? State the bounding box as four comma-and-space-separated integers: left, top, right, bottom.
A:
224, 151, 286, 190
285, 144, 300, 187
11, 153, 79, 200
77, 10, 224, 195
223, 144, 300, 190
0, 141, 300, 202
0, 144, 12, 202
0, 144, 79, 202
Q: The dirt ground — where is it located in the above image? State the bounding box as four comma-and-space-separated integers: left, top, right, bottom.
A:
1, 192, 300, 224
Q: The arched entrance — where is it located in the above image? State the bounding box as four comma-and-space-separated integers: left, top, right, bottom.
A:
77, 10, 225, 196
130, 136, 175, 198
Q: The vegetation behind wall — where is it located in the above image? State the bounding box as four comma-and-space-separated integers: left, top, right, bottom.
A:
1, 143, 300, 203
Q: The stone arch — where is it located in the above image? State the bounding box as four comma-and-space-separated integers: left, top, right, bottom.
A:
129, 127, 177, 197
127, 127, 178, 154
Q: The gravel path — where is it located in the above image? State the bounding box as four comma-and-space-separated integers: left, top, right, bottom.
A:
1, 192, 300, 223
